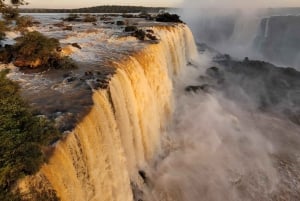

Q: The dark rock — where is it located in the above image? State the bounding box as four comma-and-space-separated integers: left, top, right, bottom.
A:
121, 14, 134, 18
63, 26, 73, 31
206, 67, 224, 80
32, 20, 41, 25
138, 170, 147, 183
116, 21, 125, 26
124, 26, 138, 32
53, 22, 65, 27
66, 77, 77, 82
133, 29, 146, 41
56, 47, 62, 52
185, 84, 211, 93
71, 43, 82, 49
146, 29, 154, 34
146, 33, 158, 41
63, 73, 71, 78
156, 12, 183, 23
85, 71, 93, 76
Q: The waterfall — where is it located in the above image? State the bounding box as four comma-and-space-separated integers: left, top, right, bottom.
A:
264, 17, 270, 38
18, 24, 198, 201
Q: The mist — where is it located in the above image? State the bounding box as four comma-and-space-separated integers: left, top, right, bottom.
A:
143, 49, 300, 200
179, 0, 300, 69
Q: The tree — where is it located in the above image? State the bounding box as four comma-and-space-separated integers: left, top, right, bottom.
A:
0, 0, 27, 42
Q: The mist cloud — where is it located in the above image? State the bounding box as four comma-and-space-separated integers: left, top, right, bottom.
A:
182, 0, 300, 9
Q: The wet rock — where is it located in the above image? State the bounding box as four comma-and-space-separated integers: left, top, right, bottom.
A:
116, 21, 125, 26
156, 12, 183, 23
71, 43, 82, 49
185, 84, 211, 93
146, 33, 158, 41
206, 66, 224, 82
32, 20, 41, 25
146, 29, 154, 34
133, 29, 146, 41
138, 170, 147, 183
63, 26, 73, 31
53, 22, 65, 27
124, 25, 138, 32
66, 77, 77, 83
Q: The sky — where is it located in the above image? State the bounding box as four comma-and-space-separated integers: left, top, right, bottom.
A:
23, 0, 300, 9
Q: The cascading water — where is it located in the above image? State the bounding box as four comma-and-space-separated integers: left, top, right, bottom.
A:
18, 24, 198, 201
264, 17, 270, 38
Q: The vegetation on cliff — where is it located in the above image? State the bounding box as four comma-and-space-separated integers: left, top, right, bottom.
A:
0, 1, 62, 200
0, 69, 61, 200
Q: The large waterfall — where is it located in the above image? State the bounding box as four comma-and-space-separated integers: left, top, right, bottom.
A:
18, 24, 198, 201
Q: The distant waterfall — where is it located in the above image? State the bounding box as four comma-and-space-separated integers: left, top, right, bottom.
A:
18, 24, 198, 201
264, 17, 270, 38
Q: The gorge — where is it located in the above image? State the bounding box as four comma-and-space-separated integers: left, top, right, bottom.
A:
1, 8, 300, 201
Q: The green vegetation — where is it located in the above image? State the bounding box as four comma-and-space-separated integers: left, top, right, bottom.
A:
15, 15, 33, 31
0, 1, 64, 200
0, 0, 27, 41
2, 31, 77, 69
82, 14, 97, 22
0, 69, 61, 200
13, 31, 60, 67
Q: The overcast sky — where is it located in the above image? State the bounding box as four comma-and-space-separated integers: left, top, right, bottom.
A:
23, 0, 300, 9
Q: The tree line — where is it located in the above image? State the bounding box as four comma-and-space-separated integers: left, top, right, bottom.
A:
20, 5, 169, 13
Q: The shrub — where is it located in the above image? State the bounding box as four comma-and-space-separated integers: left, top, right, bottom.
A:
83, 14, 97, 22
13, 31, 60, 67
2, 6, 19, 22
13, 31, 77, 69
16, 15, 33, 31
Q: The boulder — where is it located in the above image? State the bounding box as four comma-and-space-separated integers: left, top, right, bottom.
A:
124, 26, 138, 32
156, 13, 183, 23
71, 43, 82, 49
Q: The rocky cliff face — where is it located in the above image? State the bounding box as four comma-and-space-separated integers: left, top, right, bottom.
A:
254, 15, 300, 68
